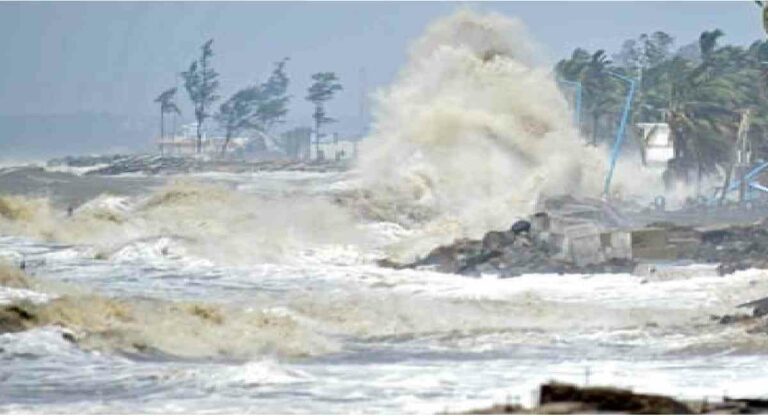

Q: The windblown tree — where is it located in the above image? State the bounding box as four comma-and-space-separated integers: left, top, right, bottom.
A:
664, 30, 740, 185
154, 87, 180, 142
254, 58, 291, 133
588, 51, 618, 145
558, 26, 768, 189
613, 32, 675, 124
556, 48, 591, 82
614, 31, 674, 76
746, 39, 768, 157
181, 39, 220, 153
214, 58, 292, 155
306, 72, 342, 159
556, 49, 625, 145
214, 86, 260, 154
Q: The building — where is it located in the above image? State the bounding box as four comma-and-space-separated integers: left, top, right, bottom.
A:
157, 123, 261, 156
309, 132, 359, 161
636, 122, 674, 168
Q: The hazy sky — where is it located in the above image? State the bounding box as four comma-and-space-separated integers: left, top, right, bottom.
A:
0, 1, 764, 132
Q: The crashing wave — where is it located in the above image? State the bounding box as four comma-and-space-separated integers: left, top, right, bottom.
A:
355, 9, 606, 260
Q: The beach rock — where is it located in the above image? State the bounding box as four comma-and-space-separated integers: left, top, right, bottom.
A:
509, 220, 531, 235
464, 382, 695, 414
396, 222, 637, 278
0, 303, 37, 333
538, 382, 693, 414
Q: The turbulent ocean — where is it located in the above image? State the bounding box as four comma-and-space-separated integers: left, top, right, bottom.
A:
1, 9, 768, 414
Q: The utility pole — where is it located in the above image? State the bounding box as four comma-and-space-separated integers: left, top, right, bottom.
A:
603, 72, 637, 198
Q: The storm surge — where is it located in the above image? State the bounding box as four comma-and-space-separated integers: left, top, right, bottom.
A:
0, 180, 368, 266
356, 9, 606, 259
0, 10, 615, 266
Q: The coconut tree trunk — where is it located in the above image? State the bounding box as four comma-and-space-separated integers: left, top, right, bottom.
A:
720, 164, 733, 205
695, 148, 703, 199
221, 130, 232, 156
196, 114, 203, 154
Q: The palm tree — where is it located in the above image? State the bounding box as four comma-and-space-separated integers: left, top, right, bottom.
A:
154, 87, 181, 155
555, 48, 591, 81
581, 50, 624, 146
664, 30, 742, 187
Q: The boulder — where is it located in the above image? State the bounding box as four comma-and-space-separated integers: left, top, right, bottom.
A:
538, 382, 693, 414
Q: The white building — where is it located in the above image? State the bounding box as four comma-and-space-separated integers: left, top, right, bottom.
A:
637, 122, 674, 168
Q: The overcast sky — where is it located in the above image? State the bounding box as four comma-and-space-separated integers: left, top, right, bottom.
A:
0, 1, 764, 130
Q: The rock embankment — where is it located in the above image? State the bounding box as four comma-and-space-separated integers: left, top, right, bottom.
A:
383, 213, 768, 278
381, 220, 636, 277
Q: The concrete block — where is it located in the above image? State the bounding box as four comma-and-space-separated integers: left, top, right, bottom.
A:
631, 228, 668, 249
604, 230, 631, 260
531, 212, 551, 233
563, 222, 604, 266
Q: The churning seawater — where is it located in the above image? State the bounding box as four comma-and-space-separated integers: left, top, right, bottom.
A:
2, 9, 768, 413
1, 168, 768, 414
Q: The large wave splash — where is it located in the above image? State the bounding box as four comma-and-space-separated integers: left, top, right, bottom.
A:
0, 181, 368, 266
356, 10, 606, 259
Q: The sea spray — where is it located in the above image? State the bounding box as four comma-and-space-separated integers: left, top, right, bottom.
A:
0, 181, 370, 266
0, 10, 709, 267
356, 10, 606, 260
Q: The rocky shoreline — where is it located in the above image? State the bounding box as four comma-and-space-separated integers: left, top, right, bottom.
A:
381, 220, 637, 277
382, 202, 768, 279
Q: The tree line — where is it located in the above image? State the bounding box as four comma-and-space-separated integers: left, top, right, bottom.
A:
154, 39, 343, 156
555, 29, 768, 185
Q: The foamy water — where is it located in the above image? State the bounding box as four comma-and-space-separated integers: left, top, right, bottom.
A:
1, 168, 768, 413
2, 9, 767, 413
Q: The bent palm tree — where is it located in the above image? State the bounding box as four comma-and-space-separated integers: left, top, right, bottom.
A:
665, 30, 742, 188
154, 87, 181, 154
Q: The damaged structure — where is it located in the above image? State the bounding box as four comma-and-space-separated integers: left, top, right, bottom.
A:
388, 195, 768, 279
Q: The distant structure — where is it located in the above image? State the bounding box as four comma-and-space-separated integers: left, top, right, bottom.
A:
279, 127, 312, 160
636, 122, 674, 168
157, 122, 257, 156
310, 132, 359, 161
157, 123, 362, 161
